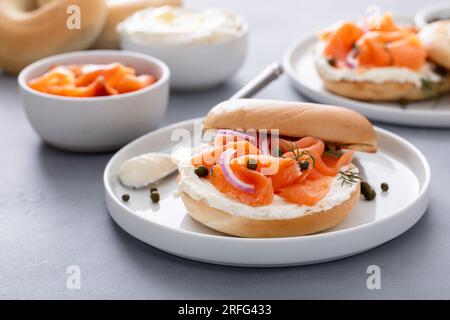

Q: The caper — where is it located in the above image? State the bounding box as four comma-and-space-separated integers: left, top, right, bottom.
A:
151, 192, 160, 203
300, 160, 309, 171
247, 158, 258, 170
150, 186, 158, 193
360, 181, 371, 194
194, 165, 209, 177
363, 189, 376, 201
327, 57, 336, 67
381, 182, 389, 192
121, 194, 130, 202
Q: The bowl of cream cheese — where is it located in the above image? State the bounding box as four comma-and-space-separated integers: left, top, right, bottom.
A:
117, 6, 248, 90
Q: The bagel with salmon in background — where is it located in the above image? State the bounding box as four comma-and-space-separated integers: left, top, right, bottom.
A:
177, 99, 377, 238
315, 12, 450, 102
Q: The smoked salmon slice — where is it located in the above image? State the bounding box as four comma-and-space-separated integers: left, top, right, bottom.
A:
28, 63, 156, 97
320, 12, 426, 70
322, 22, 364, 61
191, 140, 260, 168
194, 135, 355, 207
230, 155, 303, 191
210, 164, 273, 207
278, 175, 333, 206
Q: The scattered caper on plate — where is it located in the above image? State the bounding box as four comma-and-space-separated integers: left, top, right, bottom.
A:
151, 192, 160, 203
361, 181, 376, 201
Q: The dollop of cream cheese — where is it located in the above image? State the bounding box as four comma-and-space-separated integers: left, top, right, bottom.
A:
118, 153, 176, 188
314, 43, 442, 87
177, 159, 359, 220
117, 6, 246, 46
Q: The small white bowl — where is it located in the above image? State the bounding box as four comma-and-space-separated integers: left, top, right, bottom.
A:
18, 50, 170, 152
120, 21, 248, 91
415, 2, 450, 27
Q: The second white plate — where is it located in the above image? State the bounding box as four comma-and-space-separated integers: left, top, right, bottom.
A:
283, 35, 450, 127
103, 118, 431, 267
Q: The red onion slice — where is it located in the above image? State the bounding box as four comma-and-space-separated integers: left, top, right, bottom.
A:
219, 149, 255, 193
345, 48, 358, 69
259, 136, 270, 155
218, 130, 256, 143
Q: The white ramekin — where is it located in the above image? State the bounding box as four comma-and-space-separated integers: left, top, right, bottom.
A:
18, 50, 170, 152
119, 20, 249, 91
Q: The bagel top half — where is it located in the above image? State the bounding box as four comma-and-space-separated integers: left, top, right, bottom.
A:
419, 20, 450, 70
203, 99, 377, 153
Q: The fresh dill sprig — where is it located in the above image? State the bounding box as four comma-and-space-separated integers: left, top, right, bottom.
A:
338, 169, 364, 186
287, 142, 316, 166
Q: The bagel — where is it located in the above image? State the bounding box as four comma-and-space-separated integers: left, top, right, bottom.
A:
92, 0, 183, 49
314, 13, 450, 102
419, 20, 450, 70
203, 99, 377, 152
181, 186, 360, 238
316, 66, 450, 102
0, 0, 108, 74
177, 99, 376, 238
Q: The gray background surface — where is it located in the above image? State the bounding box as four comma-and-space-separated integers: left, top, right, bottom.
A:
1, 0, 450, 299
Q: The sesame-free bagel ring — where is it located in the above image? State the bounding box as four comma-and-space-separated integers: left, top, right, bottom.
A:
0, 0, 107, 74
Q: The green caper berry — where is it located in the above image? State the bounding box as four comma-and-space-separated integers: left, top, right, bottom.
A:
381, 183, 389, 192
151, 192, 160, 203
363, 189, 376, 201
247, 159, 258, 170
327, 57, 336, 67
121, 194, 130, 202
360, 181, 371, 194
195, 165, 209, 177
300, 160, 309, 171
150, 186, 158, 193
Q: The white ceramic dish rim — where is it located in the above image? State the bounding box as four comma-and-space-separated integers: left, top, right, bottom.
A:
414, 1, 450, 26
103, 117, 431, 243
282, 33, 450, 118
17, 50, 170, 102
118, 12, 250, 49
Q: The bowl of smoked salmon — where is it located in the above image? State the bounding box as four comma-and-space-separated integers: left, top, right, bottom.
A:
18, 50, 170, 152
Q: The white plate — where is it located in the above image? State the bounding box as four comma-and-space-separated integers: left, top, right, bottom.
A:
283, 35, 450, 127
103, 118, 431, 267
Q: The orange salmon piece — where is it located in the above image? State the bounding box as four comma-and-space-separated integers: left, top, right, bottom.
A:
357, 35, 392, 67
322, 151, 355, 170
115, 74, 157, 94
278, 175, 333, 206
323, 22, 364, 60
386, 35, 426, 70
28, 67, 75, 93
191, 141, 260, 168
231, 155, 302, 191
210, 164, 273, 207
46, 77, 105, 97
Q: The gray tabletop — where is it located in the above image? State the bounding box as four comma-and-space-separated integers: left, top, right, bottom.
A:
1, 0, 450, 299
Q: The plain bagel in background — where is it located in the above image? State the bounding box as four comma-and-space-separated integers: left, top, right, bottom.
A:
0, 0, 107, 74
0, 0, 182, 74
